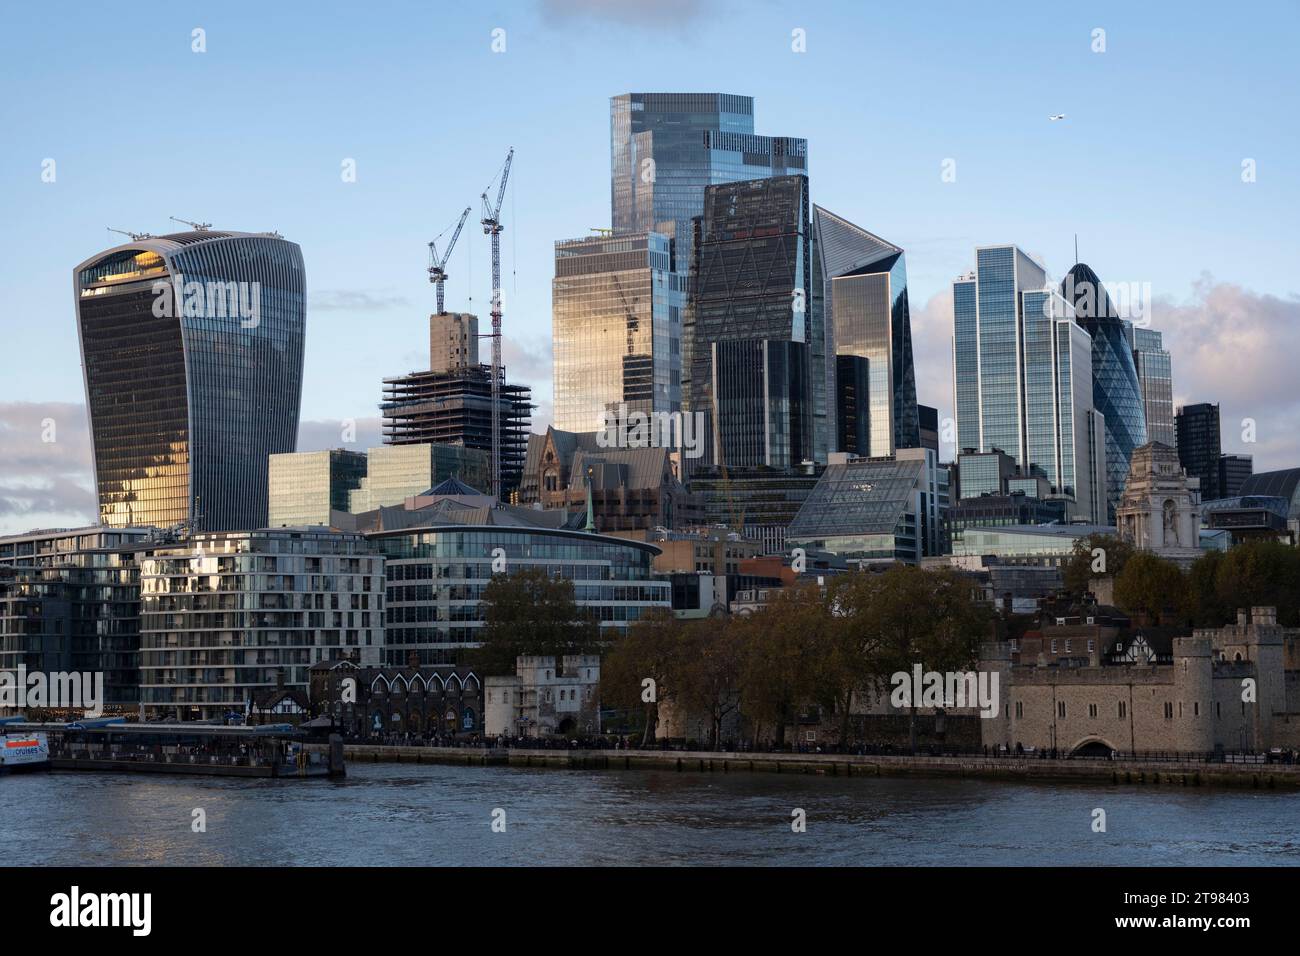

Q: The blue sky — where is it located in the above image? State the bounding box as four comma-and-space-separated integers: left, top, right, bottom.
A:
2, 0, 1298, 531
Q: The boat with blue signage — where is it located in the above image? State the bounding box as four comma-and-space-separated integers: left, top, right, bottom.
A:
0, 718, 51, 773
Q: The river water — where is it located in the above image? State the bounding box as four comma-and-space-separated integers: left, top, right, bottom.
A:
3, 763, 1298, 866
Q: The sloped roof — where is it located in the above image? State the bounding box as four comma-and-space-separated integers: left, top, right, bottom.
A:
1239, 469, 1300, 517
813, 205, 902, 279
568, 445, 672, 491
787, 457, 924, 538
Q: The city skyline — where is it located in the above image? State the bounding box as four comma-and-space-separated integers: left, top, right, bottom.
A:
4, 1, 1300, 533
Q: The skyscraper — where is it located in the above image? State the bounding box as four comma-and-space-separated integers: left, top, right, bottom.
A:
268, 449, 368, 526
952, 246, 1107, 523
1176, 402, 1223, 501
610, 92, 807, 270
1127, 324, 1175, 447
1060, 263, 1148, 520
552, 232, 685, 432
814, 206, 919, 456
689, 175, 821, 467
74, 230, 306, 531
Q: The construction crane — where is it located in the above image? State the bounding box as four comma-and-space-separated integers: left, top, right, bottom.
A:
480, 147, 513, 499
427, 207, 471, 315
107, 227, 152, 241
169, 216, 211, 231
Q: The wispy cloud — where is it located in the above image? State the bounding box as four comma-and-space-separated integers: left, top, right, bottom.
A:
308, 290, 410, 312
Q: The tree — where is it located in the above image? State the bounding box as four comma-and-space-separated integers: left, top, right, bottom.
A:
817, 574, 888, 746
600, 608, 685, 745
735, 583, 824, 747
675, 616, 744, 750
468, 568, 599, 675
860, 565, 991, 752
1063, 534, 1135, 596
1183, 549, 1228, 626
1113, 552, 1186, 625
1213, 541, 1300, 626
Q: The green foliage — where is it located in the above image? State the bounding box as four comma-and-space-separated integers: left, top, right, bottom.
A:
1062, 534, 1135, 596
1113, 552, 1185, 625
467, 568, 600, 675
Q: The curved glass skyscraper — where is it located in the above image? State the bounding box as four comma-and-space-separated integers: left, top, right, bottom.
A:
1060, 263, 1147, 520
74, 230, 305, 531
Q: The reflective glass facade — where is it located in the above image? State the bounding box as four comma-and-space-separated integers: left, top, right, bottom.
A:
75, 232, 305, 532
710, 338, 810, 468
610, 93, 807, 272
552, 233, 684, 432
951, 246, 1107, 522
688, 175, 821, 465
1176, 402, 1223, 501
814, 207, 919, 456
348, 444, 490, 513
268, 449, 368, 527
371, 527, 669, 666
1061, 264, 1148, 520
1128, 325, 1175, 447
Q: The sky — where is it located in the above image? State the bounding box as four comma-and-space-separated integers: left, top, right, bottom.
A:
2, 0, 1298, 533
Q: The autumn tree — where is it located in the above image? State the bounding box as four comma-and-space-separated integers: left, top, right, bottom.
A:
600, 608, 685, 745
674, 616, 744, 750
468, 568, 600, 675
1113, 552, 1186, 625
734, 583, 825, 747
1062, 534, 1135, 596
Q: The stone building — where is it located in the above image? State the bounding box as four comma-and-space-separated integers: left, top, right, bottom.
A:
979, 607, 1300, 754
308, 657, 484, 738
1116, 441, 1203, 569
484, 655, 601, 738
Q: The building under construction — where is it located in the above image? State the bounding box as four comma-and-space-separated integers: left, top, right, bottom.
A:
381, 363, 531, 498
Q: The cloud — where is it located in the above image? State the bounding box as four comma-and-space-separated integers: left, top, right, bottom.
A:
1159, 277, 1300, 472
308, 290, 410, 312
905, 276, 1300, 473
537, 0, 710, 28
503, 334, 554, 385
0, 401, 96, 531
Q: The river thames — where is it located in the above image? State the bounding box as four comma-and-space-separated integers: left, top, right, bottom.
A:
3, 763, 1298, 866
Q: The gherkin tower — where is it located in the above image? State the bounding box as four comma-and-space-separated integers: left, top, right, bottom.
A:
1061, 263, 1148, 521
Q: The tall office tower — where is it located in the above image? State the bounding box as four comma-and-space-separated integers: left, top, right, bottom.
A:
268, 449, 368, 526
951, 246, 1107, 523
610, 93, 807, 270
430, 313, 479, 373
1127, 324, 1175, 447
552, 232, 685, 432
688, 175, 821, 467
710, 338, 811, 468
74, 230, 305, 531
836, 355, 871, 455
813, 207, 919, 456
1059, 264, 1148, 520
917, 404, 940, 455
1176, 402, 1223, 501
1219, 454, 1254, 499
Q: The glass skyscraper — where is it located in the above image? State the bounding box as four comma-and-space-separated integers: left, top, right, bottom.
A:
610, 92, 807, 271
689, 175, 821, 467
268, 449, 368, 527
814, 206, 919, 456
552, 232, 685, 432
1060, 263, 1149, 520
952, 246, 1107, 523
1127, 324, 1175, 447
74, 230, 305, 531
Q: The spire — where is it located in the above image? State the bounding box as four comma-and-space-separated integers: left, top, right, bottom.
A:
584, 468, 596, 533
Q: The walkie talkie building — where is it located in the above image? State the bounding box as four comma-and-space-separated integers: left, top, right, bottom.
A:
73, 230, 306, 531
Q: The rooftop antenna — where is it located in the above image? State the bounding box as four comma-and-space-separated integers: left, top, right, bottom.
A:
169, 216, 211, 232
107, 227, 152, 241
1074, 234, 1079, 264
